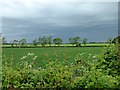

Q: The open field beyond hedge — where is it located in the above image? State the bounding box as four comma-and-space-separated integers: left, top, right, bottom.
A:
2, 43, 109, 48
2, 47, 103, 67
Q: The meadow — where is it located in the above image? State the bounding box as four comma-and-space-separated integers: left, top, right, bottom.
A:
2, 43, 108, 48
2, 47, 103, 67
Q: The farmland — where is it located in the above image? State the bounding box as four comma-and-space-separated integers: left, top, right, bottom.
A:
2, 43, 109, 48
2, 43, 120, 89
2, 47, 103, 67
2, 44, 120, 89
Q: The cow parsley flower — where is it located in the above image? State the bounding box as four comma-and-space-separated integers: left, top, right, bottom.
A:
20, 56, 27, 60
33, 56, 38, 60
29, 65, 32, 68
92, 56, 96, 58
28, 52, 34, 56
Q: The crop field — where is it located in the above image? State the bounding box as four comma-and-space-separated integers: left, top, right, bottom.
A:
2, 47, 103, 67
2, 43, 109, 48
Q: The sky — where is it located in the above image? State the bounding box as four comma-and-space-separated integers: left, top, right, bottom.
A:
1, 0, 118, 43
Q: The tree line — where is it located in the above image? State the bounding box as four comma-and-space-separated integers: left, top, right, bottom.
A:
2, 36, 120, 47
2, 36, 88, 47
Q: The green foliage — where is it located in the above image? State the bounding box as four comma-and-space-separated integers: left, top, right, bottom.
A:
38, 36, 49, 47
107, 38, 112, 44
10, 40, 19, 47
112, 36, 120, 44
32, 39, 38, 46
47, 36, 53, 46
53, 38, 62, 46
69, 37, 80, 46
82, 38, 87, 46
96, 44, 120, 75
2, 44, 120, 89
69, 37, 76, 46
19, 39, 27, 47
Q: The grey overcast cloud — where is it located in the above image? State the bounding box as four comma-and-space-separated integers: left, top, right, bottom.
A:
1, 0, 118, 42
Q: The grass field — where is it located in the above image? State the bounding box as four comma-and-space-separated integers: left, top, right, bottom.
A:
2, 43, 109, 48
2, 47, 103, 67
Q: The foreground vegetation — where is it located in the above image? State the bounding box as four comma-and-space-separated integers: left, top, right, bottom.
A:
2, 44, 120, 89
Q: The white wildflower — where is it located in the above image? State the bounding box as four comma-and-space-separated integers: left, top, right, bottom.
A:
81, 53, 85, 55
88, 54, 92, 58
28, 53, 31, 56
20, 56, 27, 60
79, 54, 82, 56
39, 67, 42, 70
92, 56, 96, 58
94, 59, 97, 61
30, 53, 34, 56
29, 65, 32, 68
28, 52, 34, 56
89, 54, 91, 56
33, 56, 37, 60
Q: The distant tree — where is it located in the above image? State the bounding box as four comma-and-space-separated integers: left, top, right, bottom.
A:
53, 38, 62, 46
33, 39, 38, 47
47, 36, 52, 46
19, 39, 27, 47
10, 41, 14, 47
83, 38, 87, 46
38, 36, 48, 47
69, 37, 76, 46
107, 38, 112, 44
13, 40, 18, 47
2, 37, 7, 45
38, 37, 42, 45
42, 36, 47, 47
76, 42, 81, 47
112, 36, 120, 44
69, 37, 80, 47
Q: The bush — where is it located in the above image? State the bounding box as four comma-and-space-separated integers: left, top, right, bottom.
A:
96, 44, 120, 76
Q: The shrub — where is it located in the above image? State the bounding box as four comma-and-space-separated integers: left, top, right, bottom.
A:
96, 44, 120, 76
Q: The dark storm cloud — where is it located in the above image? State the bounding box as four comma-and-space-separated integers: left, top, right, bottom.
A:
1, 1, 118, 42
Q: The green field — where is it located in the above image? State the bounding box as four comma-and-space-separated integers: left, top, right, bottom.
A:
2, 47, 103, 67
2, 43, 109, 47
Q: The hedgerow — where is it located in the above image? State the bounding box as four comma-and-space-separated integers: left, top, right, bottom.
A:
2, 44, 120, 89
